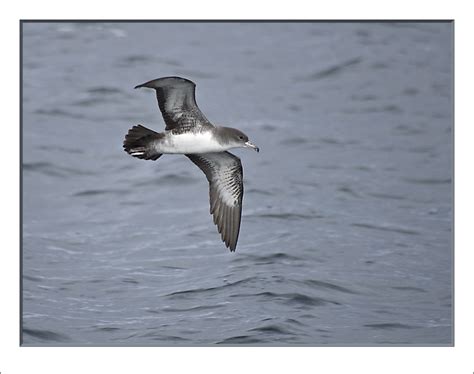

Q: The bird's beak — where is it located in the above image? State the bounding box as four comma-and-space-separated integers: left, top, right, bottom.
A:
134, 79, 159, 89
245, 141, 259, 152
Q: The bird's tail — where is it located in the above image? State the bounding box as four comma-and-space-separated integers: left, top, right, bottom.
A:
123, 125, 163, 161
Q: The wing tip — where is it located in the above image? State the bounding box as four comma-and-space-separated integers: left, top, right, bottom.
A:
228, 238, 238, 252
215, 205, 240, 253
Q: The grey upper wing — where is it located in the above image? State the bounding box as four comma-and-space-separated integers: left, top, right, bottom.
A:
186, 152, 243, 252
135, 76, 212, 133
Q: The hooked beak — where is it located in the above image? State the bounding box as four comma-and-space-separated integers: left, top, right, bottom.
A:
244, 141, 260, 153
134, 80, 154, 89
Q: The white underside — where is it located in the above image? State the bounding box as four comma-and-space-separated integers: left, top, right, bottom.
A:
156, 132, 230, 154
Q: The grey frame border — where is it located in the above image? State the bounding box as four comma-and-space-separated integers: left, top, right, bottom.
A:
19, 19, 455, 347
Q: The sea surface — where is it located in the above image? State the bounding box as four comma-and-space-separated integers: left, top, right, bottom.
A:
21, 21, 453, 345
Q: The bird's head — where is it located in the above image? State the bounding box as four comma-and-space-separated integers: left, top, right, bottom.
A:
217, 127, 259, 152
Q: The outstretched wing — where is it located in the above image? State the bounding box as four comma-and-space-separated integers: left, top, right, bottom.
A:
186, 152, 243, 252
135, 76, 213, 133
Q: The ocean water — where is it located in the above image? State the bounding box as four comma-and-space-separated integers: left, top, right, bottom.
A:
21, 21, 453, 345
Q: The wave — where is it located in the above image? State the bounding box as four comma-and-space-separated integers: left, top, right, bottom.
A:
234, 252, 303, 264
255, 212, 322, 220
73, 188, 130, 197
23, 328, 70, 342
231, 291, 339, 307
403, 177, 451, 185
352, 222, 420, 236
364, 323, 417, 330
34, 108, 85, 119
249, 324, 296, 335
217, 335, 266, 344
165, 277, 258, 298
23, 161, 95, 178
295, 57, 363, 81
161, 304, 225, 313
391, 286, 427, 293
302, 279, 358, 294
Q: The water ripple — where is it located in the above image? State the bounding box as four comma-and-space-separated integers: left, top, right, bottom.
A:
38, 144, 84, 154
302, 279, 358, 294
35, 108, 84, 119
96, 327, 121, 332
403, 177, 451, 185
296, 57, 362, 81
352, 223, 420, 236
249, 324, 296, 335
141, 173, 198, 186
23, 328, 71, 343
217, 335, 266, 344
231, 291, 340, 307
23, 274, 44, 282
161, 304, 224, 313
23, 161, 95, 178
364, 323, 417, 330
234, 252, 303, 264
256, 212, 322, 220
73, 188, 130, 197
87, 86, 123, 95
391, 286, 427, 293
368, 192, 406, 201
165, 277, 258, 298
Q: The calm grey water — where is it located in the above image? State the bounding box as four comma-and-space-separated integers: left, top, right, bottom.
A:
21, 22, 453, 346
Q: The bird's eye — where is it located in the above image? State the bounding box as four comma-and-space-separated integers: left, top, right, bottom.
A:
239, 136, 244, 140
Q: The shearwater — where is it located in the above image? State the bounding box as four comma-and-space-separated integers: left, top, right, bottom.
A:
123, 76, 259, 252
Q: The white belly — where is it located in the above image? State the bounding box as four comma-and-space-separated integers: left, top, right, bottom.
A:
157, 132, 227, 154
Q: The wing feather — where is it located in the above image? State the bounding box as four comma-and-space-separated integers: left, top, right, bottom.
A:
135, 76, 213, 133
186, 152, 243, 252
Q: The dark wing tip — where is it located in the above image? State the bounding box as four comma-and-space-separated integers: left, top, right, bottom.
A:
228, 239, 237, 252
214, 202, 241, 252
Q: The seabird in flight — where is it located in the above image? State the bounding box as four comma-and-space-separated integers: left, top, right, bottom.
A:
123, 76, 259, 252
